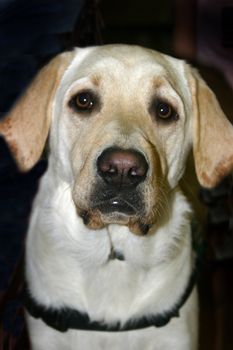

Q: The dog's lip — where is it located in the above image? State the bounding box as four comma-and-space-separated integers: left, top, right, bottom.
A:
93, 197, 136, 216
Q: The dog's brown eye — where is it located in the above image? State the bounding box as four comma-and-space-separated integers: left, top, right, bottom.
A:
156, 102, 178, 120
149, 99, 178, 123
69, 91, 97, 113
75, 92, 94, 110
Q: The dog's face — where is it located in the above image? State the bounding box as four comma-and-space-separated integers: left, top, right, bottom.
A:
52, 46, 192, 234
1, 45, 233, 235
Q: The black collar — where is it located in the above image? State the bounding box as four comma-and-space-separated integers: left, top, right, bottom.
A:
23, 267, 196, 333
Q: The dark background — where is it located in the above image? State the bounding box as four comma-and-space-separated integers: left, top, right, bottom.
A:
0, 0, 233, 349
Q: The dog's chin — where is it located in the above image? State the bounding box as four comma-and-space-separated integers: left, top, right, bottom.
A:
79, 206, 133, 229
77, 202, 151, 236
100, 211, 131, 225
74, 188, 154, 235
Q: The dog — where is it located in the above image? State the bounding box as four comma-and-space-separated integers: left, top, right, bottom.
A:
1, 45, 233, 350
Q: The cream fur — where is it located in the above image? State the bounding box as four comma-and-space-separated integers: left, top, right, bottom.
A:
26, 170, 198, 350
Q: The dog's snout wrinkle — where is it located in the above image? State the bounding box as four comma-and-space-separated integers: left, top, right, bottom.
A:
97, 147, 148, 187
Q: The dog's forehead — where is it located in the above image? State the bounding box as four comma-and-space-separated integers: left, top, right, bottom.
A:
63, 45, 186, 87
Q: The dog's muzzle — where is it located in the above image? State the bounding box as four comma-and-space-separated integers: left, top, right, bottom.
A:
80, 147, 150, 234
93, 147, 148, 214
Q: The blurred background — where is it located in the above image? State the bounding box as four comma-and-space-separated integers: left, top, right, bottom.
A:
0, 0, 232, 349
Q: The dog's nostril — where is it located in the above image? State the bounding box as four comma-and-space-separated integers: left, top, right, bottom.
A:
97, 147, 148, 186
103, 164, 118, 176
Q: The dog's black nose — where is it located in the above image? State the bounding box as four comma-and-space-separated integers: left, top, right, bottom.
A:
97, 147, 148, 187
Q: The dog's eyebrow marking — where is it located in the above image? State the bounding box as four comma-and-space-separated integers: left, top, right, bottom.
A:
152, 77, 167, 89
91, 75, 101, 87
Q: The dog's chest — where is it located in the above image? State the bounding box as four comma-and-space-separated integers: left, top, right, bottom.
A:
29, 310, 194, 350
26, 179, 196, 349
67, 325, 177, 350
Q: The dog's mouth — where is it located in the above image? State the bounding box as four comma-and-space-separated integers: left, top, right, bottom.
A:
90, 185, 143, 220
94, 197, 136, 216
77, 186, 151, 235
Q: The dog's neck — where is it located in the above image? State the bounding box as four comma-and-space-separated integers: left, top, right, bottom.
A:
26, 168, 194, 326
24, 263, 196, 332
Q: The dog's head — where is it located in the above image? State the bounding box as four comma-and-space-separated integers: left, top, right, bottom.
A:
1, 45, 233, 235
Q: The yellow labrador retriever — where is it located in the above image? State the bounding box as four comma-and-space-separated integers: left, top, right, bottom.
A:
1, 45, 233, 350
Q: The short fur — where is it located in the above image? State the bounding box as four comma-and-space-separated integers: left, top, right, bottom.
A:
1, 45, 233, 350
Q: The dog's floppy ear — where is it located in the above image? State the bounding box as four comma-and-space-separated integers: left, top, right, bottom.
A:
189, 68, 233, 188
0, 52, 74, 171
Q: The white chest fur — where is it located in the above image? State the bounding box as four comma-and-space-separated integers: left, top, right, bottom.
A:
25, 170, 198, 350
